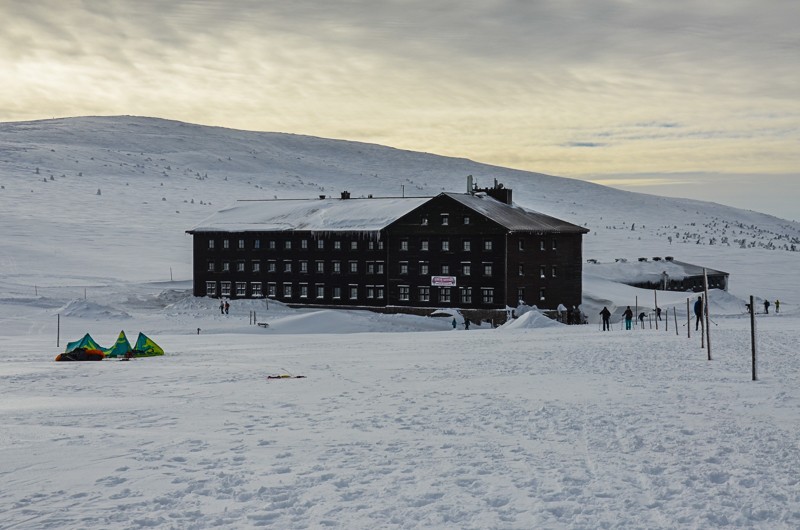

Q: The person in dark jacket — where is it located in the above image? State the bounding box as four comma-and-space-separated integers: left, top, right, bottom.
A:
764, 299, 770, 314
623, 306, 634, 330
600, 307, 611, 331
656, 307, 662, 321
638, 312, 646, 326
694, 296, 703, 330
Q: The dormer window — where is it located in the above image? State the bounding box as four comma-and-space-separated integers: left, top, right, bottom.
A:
441, 214, 449, 226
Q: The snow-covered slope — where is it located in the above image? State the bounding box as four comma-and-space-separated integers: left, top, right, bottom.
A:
1, 115, 798, 306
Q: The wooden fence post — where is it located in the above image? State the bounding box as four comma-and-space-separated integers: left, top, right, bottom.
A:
750, 295, 757, 381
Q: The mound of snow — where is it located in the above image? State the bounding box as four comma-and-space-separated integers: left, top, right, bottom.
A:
58, 299, 131, 319
500, 309, 563, 330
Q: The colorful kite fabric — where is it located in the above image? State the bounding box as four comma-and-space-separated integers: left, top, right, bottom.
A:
103, 331, 133, 358
64, 333, 105, 353
133, 333, 164, 357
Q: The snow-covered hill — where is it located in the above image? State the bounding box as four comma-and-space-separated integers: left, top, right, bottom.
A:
1, 115, 798, 305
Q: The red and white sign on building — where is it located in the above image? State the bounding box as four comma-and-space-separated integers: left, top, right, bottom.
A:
431, 276, 457, 287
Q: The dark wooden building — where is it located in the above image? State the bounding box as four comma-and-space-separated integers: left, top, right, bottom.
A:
186, 184, 589, 318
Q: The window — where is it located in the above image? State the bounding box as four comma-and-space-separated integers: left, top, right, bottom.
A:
518, 240, 524, 251
400, 262, 408, 275
376, 262, 385, 274
376, 286, 385, 299
441, 264, 450, 275
540, 240, 545, 251
400, 239, 408, 251
366, 286, 375, 299
238, 239, 245, 249
439, 288, 451, 303
518, 264, 524, 276
316, 261, 324, 273
223, 239, 229, 249
482, 288, 494, 304
205, 281, 216, 296
483, 263, 493, 276
540, 265, 546, 278
418, 286, 430, 302
268, 261, 276, 272
207, 261, 215, 272
301, 239, 308, 249
236, 261, 245, 272
269, 240, 276, 249
221, 281, 231, 296
300, 284, 308, 298
351, 241, 358, 250
368, 241, 375, 250
399, 286, 410, 301
484, 240, 493, 251
420, 216, 428, 226
463, 240, 471, 252
284, 240, 292, 250
349, 261, 358, 273
463, 216, 470, 225
419, 262, 429, 275
421, 240, 429, 251
517, 288, 525, 302
334, 241, 341, 250
462, 263, 471, 276
349, 286, 358, 299
283, 283, 293, 298
333, 261, 341, 273
252, 261, 260, 272
252, 282, 262, 297
552, 266, 558, 278
208, 239, 215, 249
236, 282, 246, 296
333, 286, 341, 299
377, 241, 384, 250
460, 287, 472, 304
317, 239, 324, 249
300, 261, 308, 273
222, 261, 230, 272
367, 262, 375, 274
441, 240, 450, 251
539, 287, 546, 301
267, 283, 276, 297
316, 285, 325, 299
284, 261, 292, 273
254, 239, 260, 249
552, 239, 558, 250
441, 214, 449, 225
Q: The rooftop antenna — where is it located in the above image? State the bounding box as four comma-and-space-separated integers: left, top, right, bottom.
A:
467, 175, 473, 194
401, 184, 405, 197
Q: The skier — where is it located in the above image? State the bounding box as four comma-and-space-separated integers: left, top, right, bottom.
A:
764, 299, 770, 314
694, 296, 703, 330
623, 306, 633, 330
600, 306, 611, 331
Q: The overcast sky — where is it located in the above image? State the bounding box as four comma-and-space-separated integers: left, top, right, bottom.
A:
3, 1, 799, 219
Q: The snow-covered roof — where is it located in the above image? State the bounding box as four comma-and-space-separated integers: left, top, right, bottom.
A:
444, 193, 589, 233
585, 259, 728, 284
188, 196, 431, 232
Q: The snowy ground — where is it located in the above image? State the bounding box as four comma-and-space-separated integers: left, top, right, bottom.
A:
2, 287, 799, 529
2, 116, 800, 528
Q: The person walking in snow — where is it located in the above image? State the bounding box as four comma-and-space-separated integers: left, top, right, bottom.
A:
600, 306, 611, 331
764, 299, 770, 314
656, 307, 662, 321
623, 306, 633, 330
464, 318, 470, 330
638, 311, 646, 327
451, 317, 457, 329
220, 300, 224, 315
775, 299, 780, 313
224, 300, 230, 315
694, 295, 703, 330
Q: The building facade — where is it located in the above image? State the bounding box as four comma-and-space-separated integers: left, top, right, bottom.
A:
187, 185, 589, 316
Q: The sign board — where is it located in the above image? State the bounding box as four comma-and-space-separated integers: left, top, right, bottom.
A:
431, 276, 457, 287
